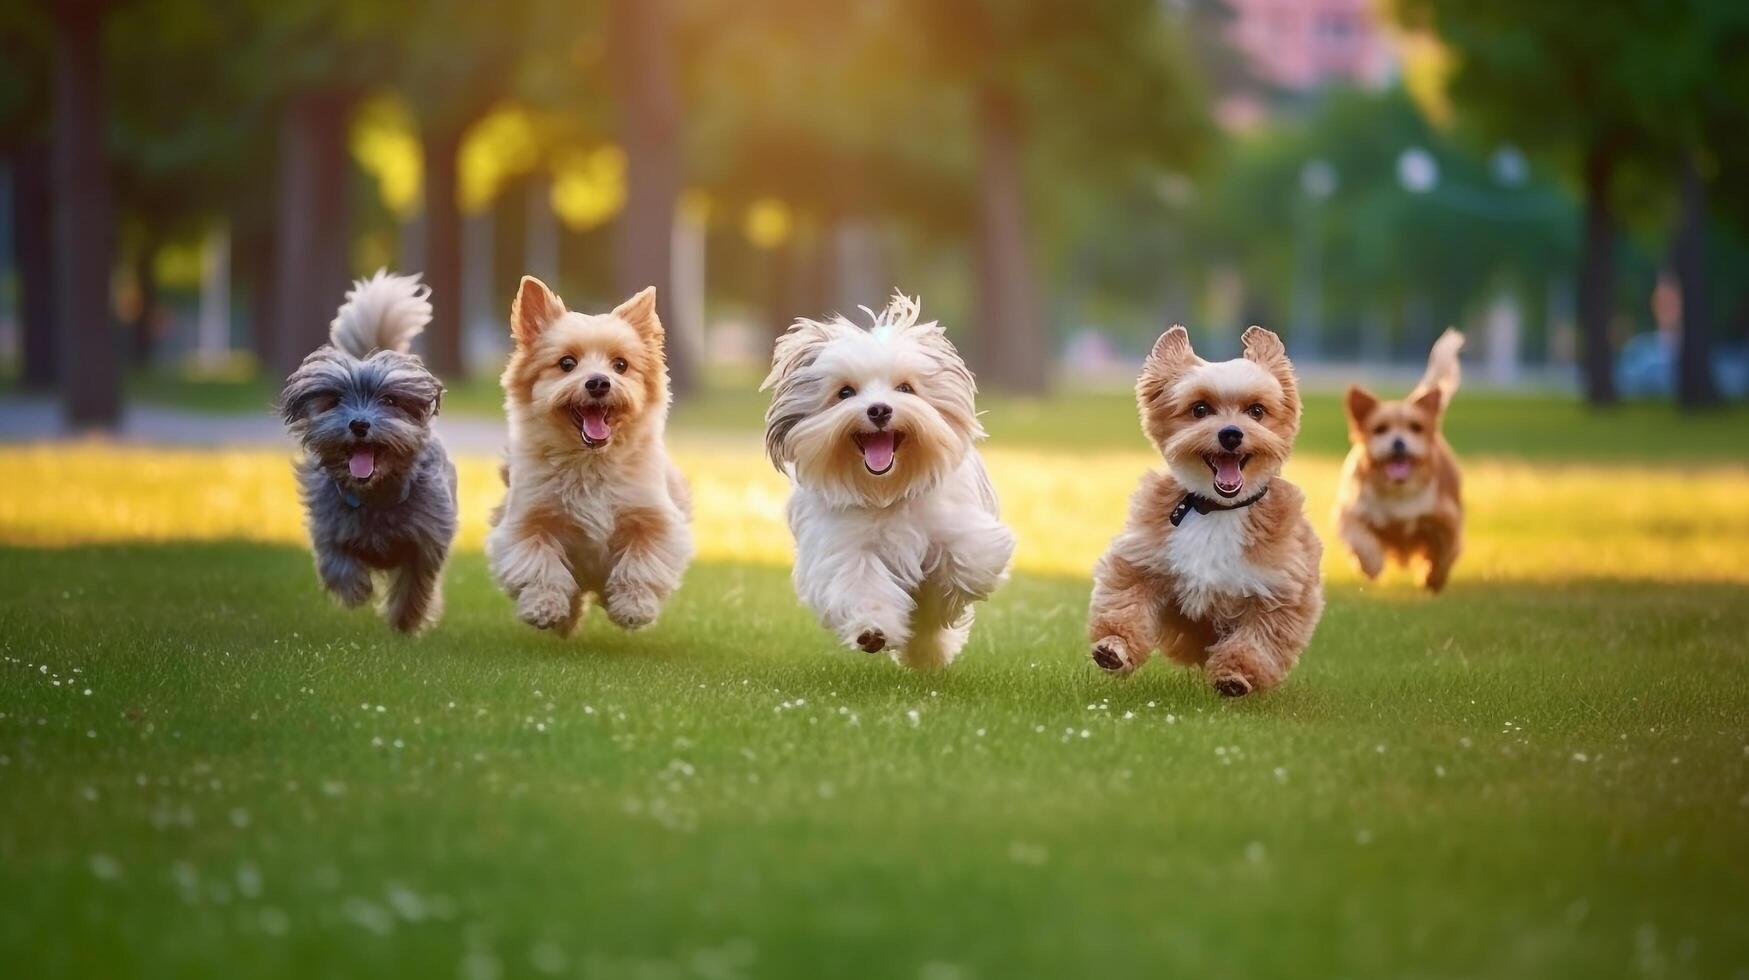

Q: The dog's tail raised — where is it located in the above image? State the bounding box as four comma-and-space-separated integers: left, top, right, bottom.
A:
1412, 328, 1464, 410
329, 269, 433, 359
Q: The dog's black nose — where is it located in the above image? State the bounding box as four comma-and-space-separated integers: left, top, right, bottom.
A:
1391, 437, 1407, 455
1218, 426, 1243, 451
349, 418, 370, 437
867, 403, 893, 428
585, 375, 611, 398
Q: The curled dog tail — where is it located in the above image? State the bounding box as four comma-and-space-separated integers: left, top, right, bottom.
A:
1412, 328, 1464, 410
329, 269, 433, 358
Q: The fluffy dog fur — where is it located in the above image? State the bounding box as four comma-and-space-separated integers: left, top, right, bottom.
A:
485, 276, 694, 636
279, 270, 457, 633
1335, 328, 1464, 591
761, 295, 1015, 669
1087, 326, 1323, 696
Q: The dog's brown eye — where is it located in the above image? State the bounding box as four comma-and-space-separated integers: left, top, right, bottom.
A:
612, 357, 629, 374
1191, 401, 1211, 419
559, 355, 577, 373
896, 382, 914, 395
1373, 423, 1389, 435
838, 385, 856, 400
380, 394, 396, 408
1408, 421, 1424, 434
1247, 403, 1265, 419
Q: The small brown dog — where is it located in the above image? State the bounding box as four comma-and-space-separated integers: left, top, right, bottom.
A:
1335, 329, 1463, 592
485, 277, 694, 636
1088, 326, 1324, 697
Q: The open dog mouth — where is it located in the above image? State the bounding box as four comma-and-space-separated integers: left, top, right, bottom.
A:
852, 430, 906, 475
1203, 452, 1250, 498
569, 404, 613, 448
1384, 453, 1415, 482
347, 446, 377, 481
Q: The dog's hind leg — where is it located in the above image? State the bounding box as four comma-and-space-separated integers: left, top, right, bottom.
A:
897, 583, 974, 669
384, 559, 444, 633
316, 548, 373, 608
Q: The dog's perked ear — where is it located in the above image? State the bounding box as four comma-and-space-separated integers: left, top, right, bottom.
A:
1137, 325, 1198, 406
1241, 325, 1299, 412
612, 286, 664, 346
510, 276, 565, 347
1411, 385, 1444, 418
1345, 385, 1379, 436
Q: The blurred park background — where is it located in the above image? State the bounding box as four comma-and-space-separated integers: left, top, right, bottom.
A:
3, 0, 1749, 424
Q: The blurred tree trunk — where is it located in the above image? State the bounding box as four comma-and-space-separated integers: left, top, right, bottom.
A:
974, 84, 1048, 394
237, 216, 275, 369
129, 235, 158, 367
51, 0, 120, 427
1673, 154, 1718, 410
10, 141, 57, 388
269, 90, 353, 375
607, 0, 694, 395
420, 123, 464, 376
1575, 142, 1618, 406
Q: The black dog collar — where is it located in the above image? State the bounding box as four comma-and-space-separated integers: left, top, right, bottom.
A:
1169, 484, 1270, 527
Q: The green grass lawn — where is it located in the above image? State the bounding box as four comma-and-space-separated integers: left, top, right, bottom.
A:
3, 375, 1747, 977
3, 544, 1747, 979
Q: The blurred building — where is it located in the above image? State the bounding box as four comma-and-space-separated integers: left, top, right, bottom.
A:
1218, 0, 1398, 128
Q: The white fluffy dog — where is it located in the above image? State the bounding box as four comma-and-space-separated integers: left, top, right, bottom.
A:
761, 295, 1016, 669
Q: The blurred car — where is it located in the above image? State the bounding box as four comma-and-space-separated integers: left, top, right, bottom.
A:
1616, 331, 1749, 398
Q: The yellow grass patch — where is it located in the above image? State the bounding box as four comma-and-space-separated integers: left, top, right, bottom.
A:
2, 443, 1745, 585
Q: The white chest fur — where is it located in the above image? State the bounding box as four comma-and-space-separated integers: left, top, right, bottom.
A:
1164, 508, 1284, 619
1368, 482, 1438, 525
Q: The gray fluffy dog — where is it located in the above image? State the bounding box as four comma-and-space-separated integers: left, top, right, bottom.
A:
279, 270, 458, 632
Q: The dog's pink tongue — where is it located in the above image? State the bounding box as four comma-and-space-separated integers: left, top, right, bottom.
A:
1214, 454, 1243, 492
347, 448, 375, 480
862, 431, 896, 472
1385, 459, 1413, 480
580, 408, 611, 443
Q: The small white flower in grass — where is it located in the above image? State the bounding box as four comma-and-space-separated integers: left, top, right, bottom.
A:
83, 689, 92, 696
1165, 714, 1177, 725
818, 782, 835, 799
1273, 767, 1288, 783
371, 736, 383, 748
976, 728, 986, 737
1375, 743, 1387, 754
1079, 729, 1091, 739
236, 862, 262, 898
1571, 752, 1589, 763
906, 709, 921, 727
375, 705, 385, 713
1122, 711, 1135, 720
80, 785, 98, 802
88, 853, 122, 880
1435, 765, 1447, 778
528, 940, 568, 975
1244, 841, 1267, 864
1355, 829, 1374, 845
258, 907, 289, 936
230, 807, 250, 828
1008, 841, 1049, 866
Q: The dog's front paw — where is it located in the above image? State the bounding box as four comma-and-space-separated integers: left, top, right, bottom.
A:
1091, 636, 1134, 675
517, 587, 573, 631
853, 628, 887, 654
605, 587, 662, 630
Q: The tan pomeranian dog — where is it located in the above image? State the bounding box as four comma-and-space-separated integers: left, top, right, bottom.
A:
486, 277, 694, 636
1087, 326, 1324, 697
1335, 328, 1464, 592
